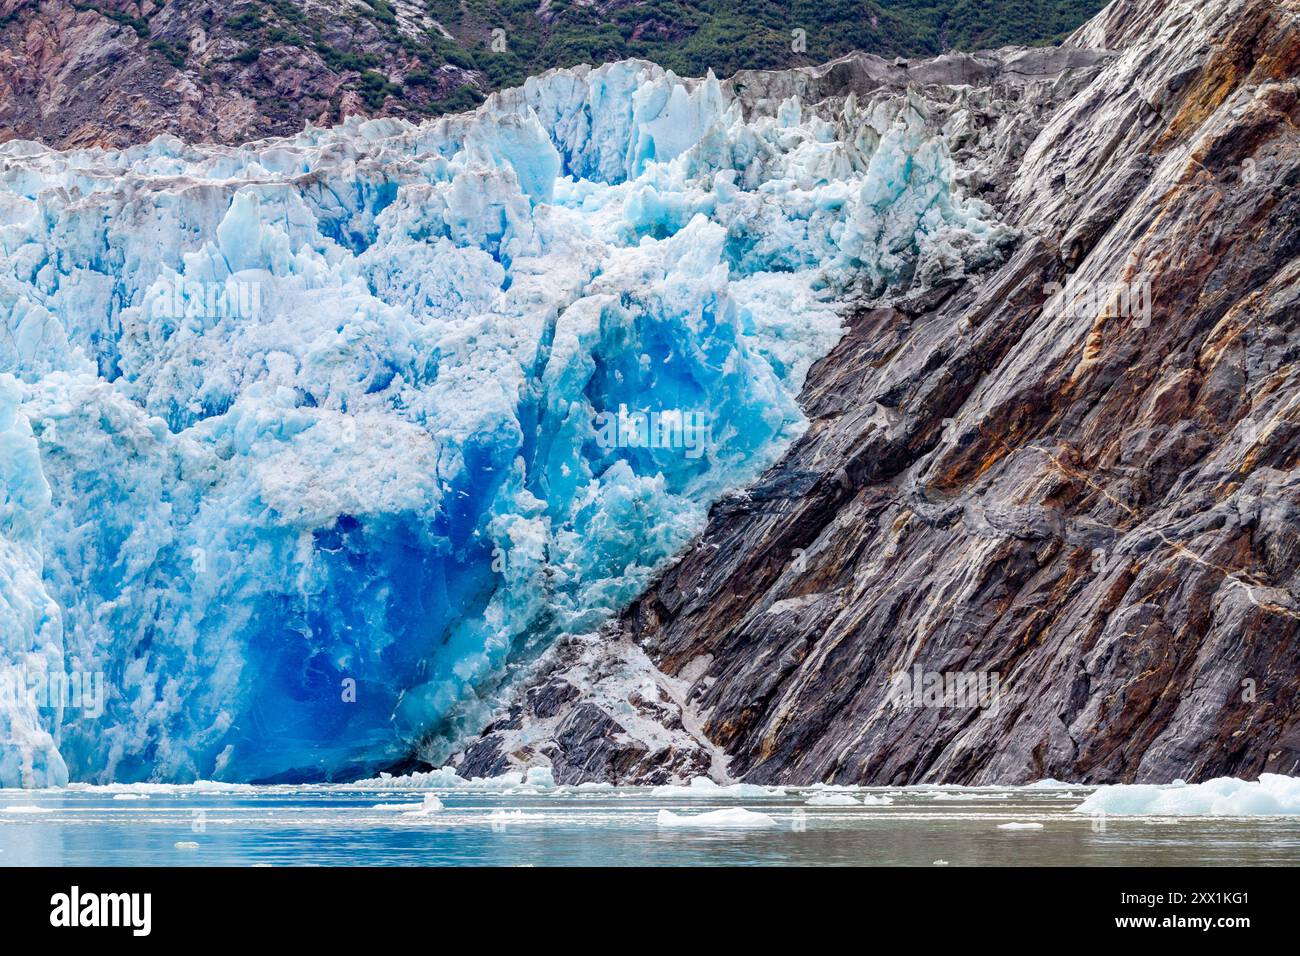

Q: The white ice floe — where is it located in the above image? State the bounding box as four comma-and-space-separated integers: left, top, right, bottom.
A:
656, 807, 778, 828
2, 804, 53, 813
997, 822, 1044, 830
1072, 774, 1300, 816
401, 794, 445, 817
805, 792, 860, 806
650, 777, 786, 798
928, 792, 1013, 801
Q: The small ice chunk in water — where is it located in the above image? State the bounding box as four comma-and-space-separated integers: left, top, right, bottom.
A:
997, 822, 1044, 830
656, 808, 778, 828
401, 794, 445, 817
805, 792, 859, 806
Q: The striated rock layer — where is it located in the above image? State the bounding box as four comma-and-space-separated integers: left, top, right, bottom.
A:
454, 0, 1300, 786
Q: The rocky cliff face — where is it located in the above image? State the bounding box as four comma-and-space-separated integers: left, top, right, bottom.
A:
0, 0, 483, 149
453, 0, 1300, 786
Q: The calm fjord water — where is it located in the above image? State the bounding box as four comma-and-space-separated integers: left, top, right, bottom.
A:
4, 785, 1299, 866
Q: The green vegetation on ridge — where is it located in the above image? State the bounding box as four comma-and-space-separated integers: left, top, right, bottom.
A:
423, 0, 1107, 85
5, 0, 1107, 125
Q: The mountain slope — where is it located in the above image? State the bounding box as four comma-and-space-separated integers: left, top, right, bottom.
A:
454, 0, 1300, 786
0, 0, 1105, 148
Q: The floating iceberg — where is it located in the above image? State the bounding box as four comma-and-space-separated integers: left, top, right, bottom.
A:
0, 60, 1011, 786
401, 794, 444, 817
805, 792, 860, 806
651, 777, 786, 799
656, 807, 778, 828
1073, 775, 1300, 816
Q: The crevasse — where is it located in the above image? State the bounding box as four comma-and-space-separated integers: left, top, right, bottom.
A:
0, 61, 1012, 785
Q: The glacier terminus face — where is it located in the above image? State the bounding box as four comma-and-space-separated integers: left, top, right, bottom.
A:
0, 60, 1012, 785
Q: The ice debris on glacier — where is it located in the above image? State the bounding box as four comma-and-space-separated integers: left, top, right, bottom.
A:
0, 59, 1012, 786
1072, 775, 1300, 816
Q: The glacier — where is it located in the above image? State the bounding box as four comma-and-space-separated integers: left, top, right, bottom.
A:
0, 60, 1012, 786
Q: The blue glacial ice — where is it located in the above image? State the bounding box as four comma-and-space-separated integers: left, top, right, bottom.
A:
0, 61, 1012, 785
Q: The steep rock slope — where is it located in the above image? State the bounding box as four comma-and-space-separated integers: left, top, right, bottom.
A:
0, 0, 484, 148
454, 0, 1300, 786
